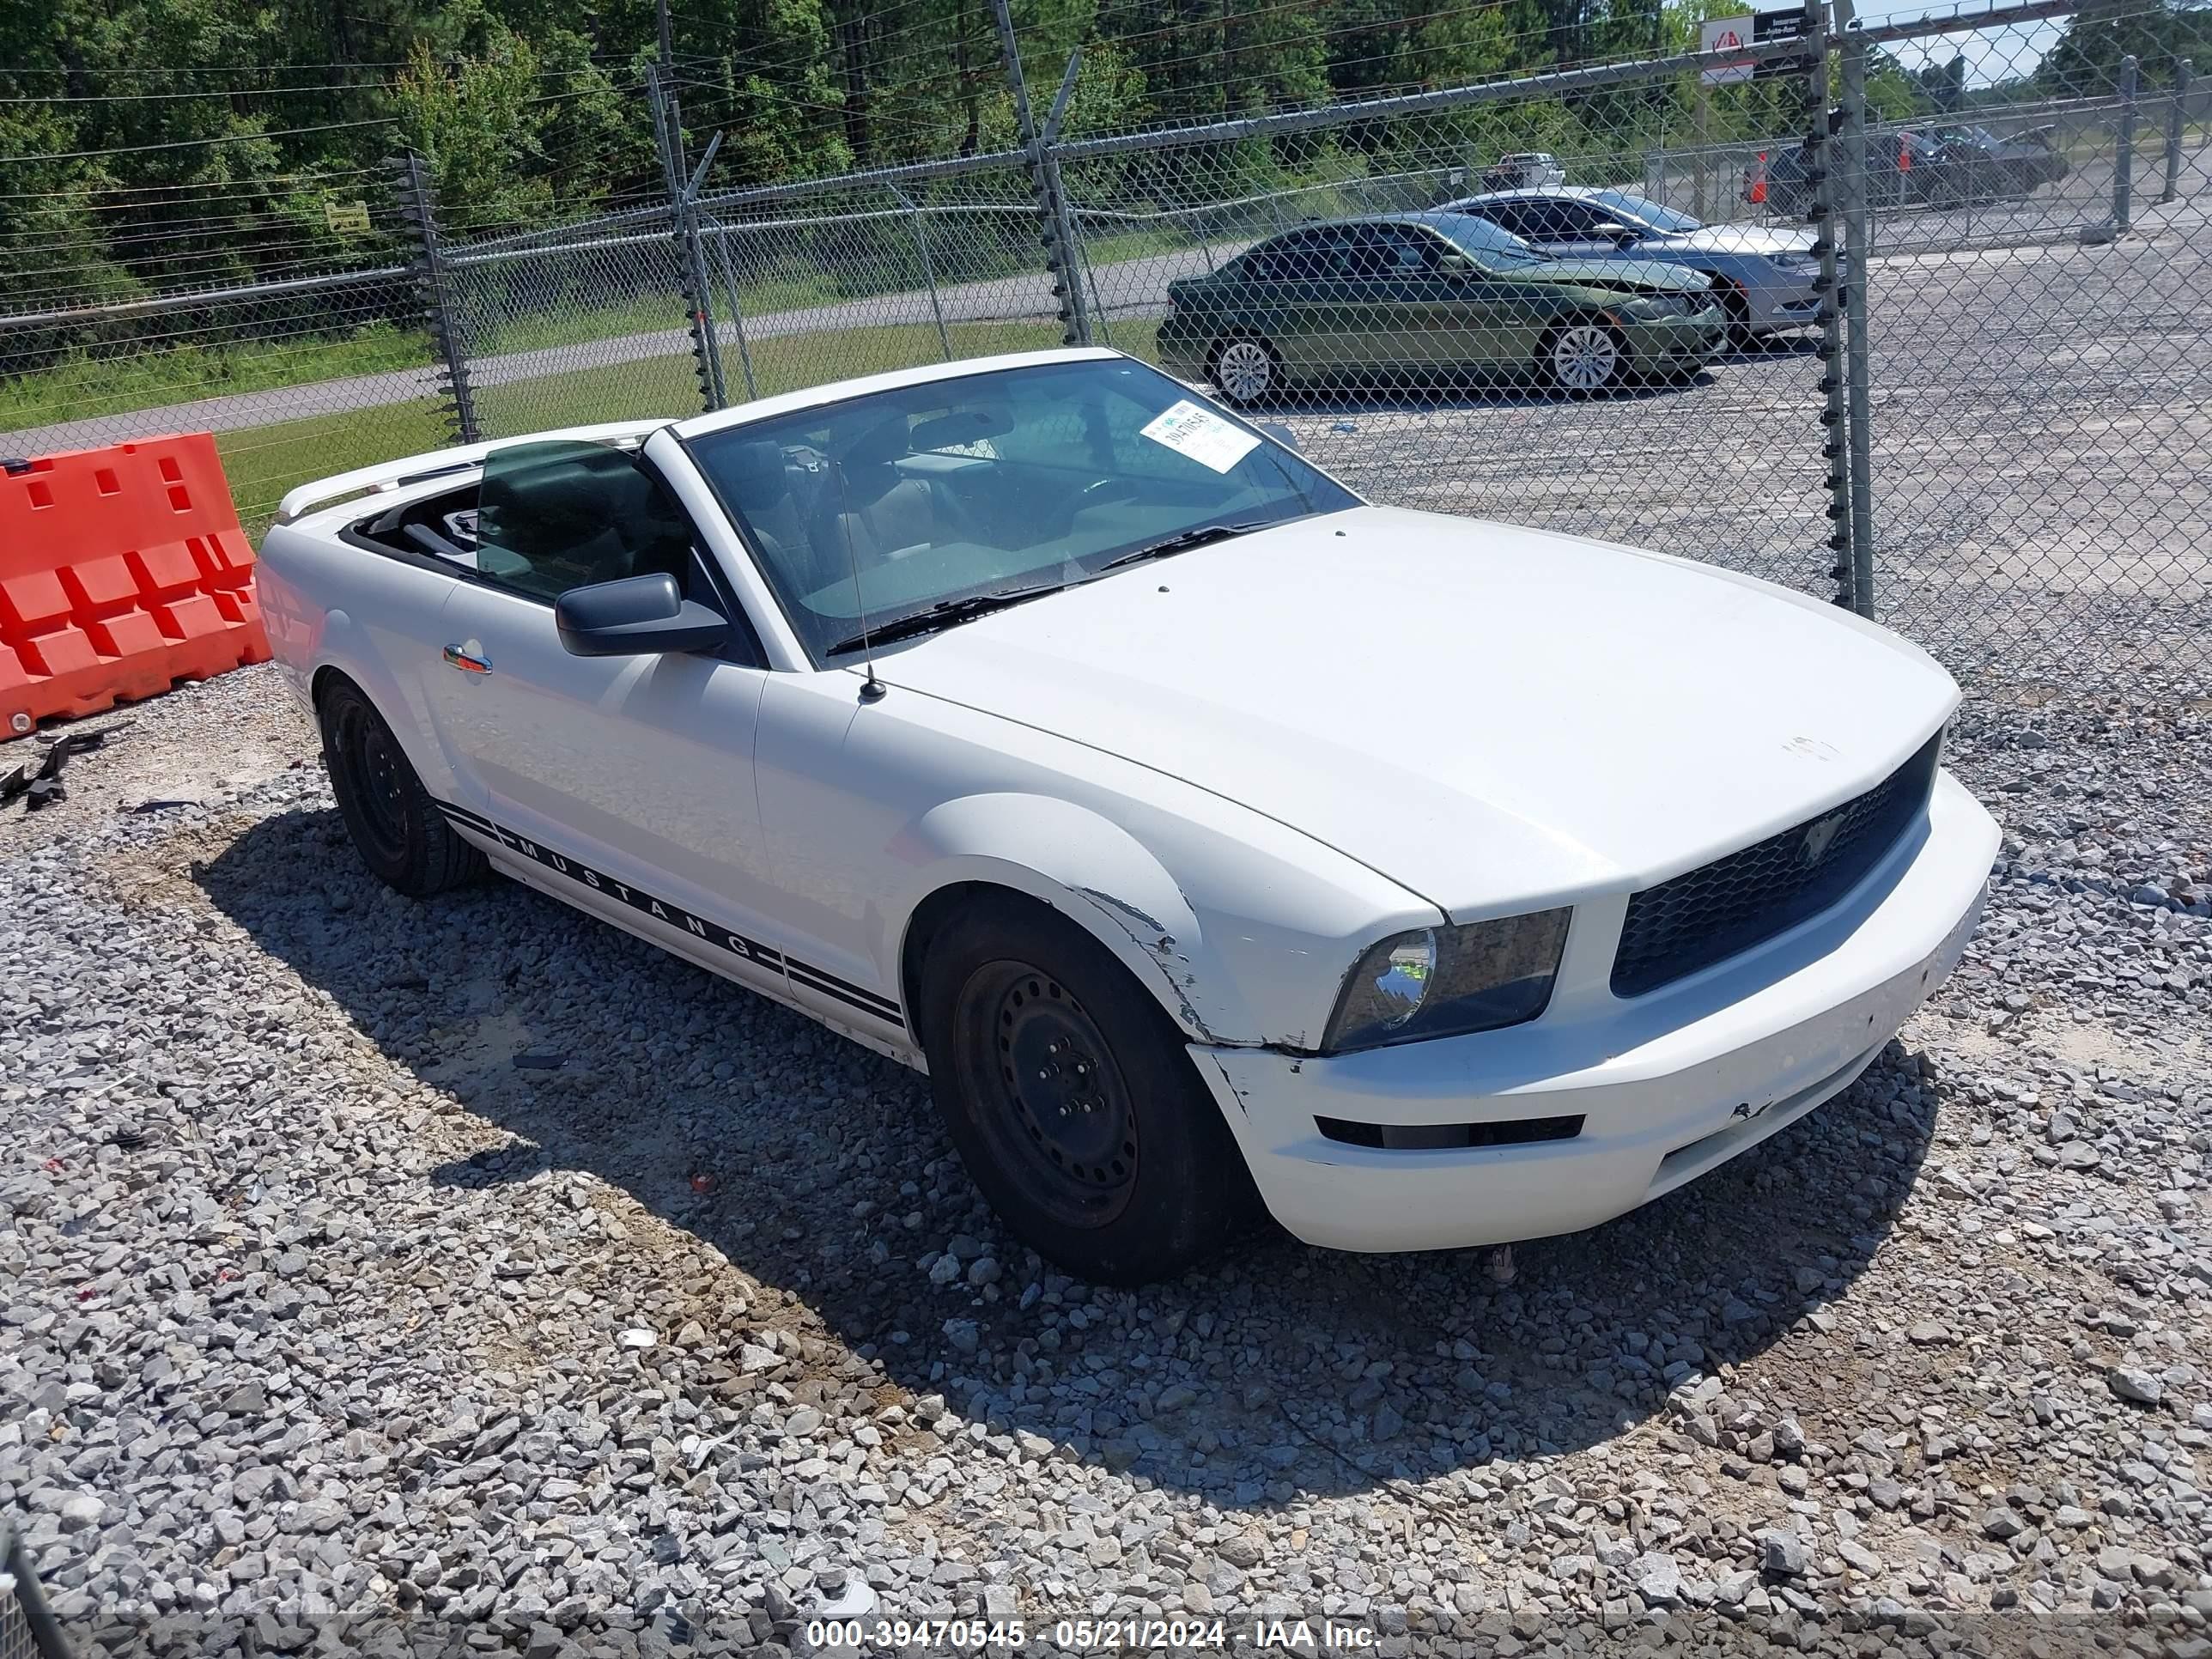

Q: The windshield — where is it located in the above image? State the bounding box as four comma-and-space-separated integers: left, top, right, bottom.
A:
1429, 212, 1547, 268
684, 356, 1358, 662
1589, 191, 1702, 234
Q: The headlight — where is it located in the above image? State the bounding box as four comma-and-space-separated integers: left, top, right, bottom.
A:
1623, 294, 1692, 319
1322, 909, 1571, 1054
1770, 253, 1822, 275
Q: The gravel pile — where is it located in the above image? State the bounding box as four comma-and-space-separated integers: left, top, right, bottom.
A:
3, 667, 2208, 1658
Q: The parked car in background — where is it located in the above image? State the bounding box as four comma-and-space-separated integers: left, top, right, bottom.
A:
1905, 125, 2070, 202
259, 348, 1998, 1284
1158, 211, 1726, 403
1442, 186, 1826, 345
1481, 151, 1568, 191
1748, 124, 2069, 214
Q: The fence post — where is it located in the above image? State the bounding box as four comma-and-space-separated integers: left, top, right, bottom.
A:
1073, 207, 1115, 347
989, 0, 1089, 345
391, 151, 480, 446
2163, 58, 2192, 204
707, 224, 760, 399
647, 66, 727, 411
2114, 53, 2140, 232
1798, 0, 1855, 610
1837, 8, 1877, 621
890, 185, 954, 360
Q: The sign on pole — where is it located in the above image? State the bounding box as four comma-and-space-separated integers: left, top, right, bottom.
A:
1752, 6, 1812, 78
1700, 15, 1755, 84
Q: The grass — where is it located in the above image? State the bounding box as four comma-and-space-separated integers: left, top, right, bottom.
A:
1, 325, 434, 431
221, 315, 1165, 535
220, 399, 454, 535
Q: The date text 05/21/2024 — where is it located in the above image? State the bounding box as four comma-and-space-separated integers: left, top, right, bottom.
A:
802, 1619, 1382, 1650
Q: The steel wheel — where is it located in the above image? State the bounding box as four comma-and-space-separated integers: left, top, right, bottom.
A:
331, 697, 413, 868
1548, 322, 1623, 394
1211, 338, 1277, 407
316, 676, 484, 897
918, 895, 1261, 1283
952, 959, 1139, 1230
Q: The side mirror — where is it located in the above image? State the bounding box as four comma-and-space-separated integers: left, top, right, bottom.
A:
1437, 252, 1476, 278
1257, 421, 1300, 453
1608, 227, 1642, 247
556, 571, 729, 658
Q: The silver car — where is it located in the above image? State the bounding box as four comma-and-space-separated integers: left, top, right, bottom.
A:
1440, 186, 1826, 344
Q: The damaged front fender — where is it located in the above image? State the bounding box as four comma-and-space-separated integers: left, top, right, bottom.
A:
886, 793, 1267, 1045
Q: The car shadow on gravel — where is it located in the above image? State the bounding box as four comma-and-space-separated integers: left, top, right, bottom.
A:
199, 804, 1939, 1508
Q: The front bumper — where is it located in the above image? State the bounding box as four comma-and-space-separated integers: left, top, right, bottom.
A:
1621, 309, 1727, 365
1191, 770, 1998, 1254
1745, 264, 1834, 332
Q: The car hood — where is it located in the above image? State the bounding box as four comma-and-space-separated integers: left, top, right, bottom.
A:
1520, 256, 1711, 294
1646, 224, 1815, 257
875, 507, 1959, 916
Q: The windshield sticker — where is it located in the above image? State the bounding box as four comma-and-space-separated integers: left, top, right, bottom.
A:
1139, 400, 1261, 473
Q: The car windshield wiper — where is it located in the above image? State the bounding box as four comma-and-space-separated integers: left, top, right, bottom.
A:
1097, 520, 1274, 573
823, 581, 1066, 656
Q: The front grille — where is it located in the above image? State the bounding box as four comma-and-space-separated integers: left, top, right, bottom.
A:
1611, 732, 1942, 999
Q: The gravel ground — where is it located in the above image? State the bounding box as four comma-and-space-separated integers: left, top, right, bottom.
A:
0, 669, 312, 865
3, 658, 2209, 1658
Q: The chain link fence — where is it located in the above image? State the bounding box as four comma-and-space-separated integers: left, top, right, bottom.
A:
1056, 71, 1843, 603
1840, 12, 2209, 685
2, 1521, 72, 1659
0, 262, 441, 532
2, 0, 2203, 692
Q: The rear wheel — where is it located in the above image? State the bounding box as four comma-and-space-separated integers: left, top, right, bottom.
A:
1209, 337, 1279, 408
1542, 319, 1626, 395
921, 895, 1259, 1284
318, 677, 484, 897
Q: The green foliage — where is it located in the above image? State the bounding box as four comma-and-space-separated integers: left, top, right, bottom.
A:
2039, 0, 2210, 94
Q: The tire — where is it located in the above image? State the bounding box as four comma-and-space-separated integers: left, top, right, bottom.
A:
1713, 281, 1756, 353
1541, 319, 1626, 396
318, 676, 485, 897
1208, 337, 1279, 408
919, 894, 1261, 1284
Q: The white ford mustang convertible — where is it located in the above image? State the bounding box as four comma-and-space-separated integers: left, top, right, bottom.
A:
261, 348, 1998, 1283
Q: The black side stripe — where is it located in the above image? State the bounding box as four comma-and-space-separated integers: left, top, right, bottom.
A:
782, 958, 902, 1017
784, 965, 904, 1022
434, 800, 903, 1028
439, 800, 498, 835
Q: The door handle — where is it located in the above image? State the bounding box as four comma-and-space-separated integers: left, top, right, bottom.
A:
442, 642, 492, 675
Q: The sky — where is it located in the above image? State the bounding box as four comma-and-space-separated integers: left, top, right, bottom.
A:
1832, 0, 2070, 86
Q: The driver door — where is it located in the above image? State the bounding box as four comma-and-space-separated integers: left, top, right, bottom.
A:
425, 438, 790, 993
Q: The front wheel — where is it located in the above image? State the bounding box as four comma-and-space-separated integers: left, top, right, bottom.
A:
920, 896, 1260, 1284
1543, 320, 1626, 395
1209, 337, 1279, 408
319, 677, 485, 897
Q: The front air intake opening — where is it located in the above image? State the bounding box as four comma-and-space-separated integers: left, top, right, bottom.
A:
1316, 1114, 1584, 1151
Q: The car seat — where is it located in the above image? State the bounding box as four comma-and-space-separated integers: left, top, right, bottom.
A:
718, 440, 828, 592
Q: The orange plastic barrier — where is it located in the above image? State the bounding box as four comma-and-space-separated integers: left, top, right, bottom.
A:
0, 433, 269, 738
